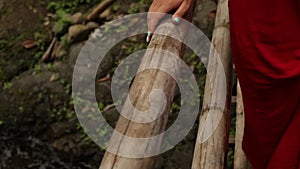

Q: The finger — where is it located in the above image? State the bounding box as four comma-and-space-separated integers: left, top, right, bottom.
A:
147, 3, 179, 33
172, 0, 191, 22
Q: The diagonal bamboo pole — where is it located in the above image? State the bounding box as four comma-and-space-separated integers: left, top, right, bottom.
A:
191, 0, 233, 168
98, 2, 197, 169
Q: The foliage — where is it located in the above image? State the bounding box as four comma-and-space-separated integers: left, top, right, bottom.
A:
52, 9, 71, 34
47, 0, 101, 13
229, 117, 236, 137
227, 147, 234, 169
34, 64, 42, 74
0, 68, 5, 82
3, 82, 13, 90
33, 32, 48, 61
0, 39, 9, 51
127, 4, 139, 14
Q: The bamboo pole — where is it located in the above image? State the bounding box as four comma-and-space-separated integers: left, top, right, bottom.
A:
98, 3, 196, 169
191, 0, 233, 168
234, 81, 252, 169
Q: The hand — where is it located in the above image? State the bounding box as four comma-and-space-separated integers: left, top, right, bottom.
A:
147, 0, 193, 33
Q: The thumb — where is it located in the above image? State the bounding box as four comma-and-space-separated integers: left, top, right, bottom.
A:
147, 12, 166, 33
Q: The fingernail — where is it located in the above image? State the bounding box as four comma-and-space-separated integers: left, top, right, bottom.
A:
173, 17, 180, 24
146, 31, 151, 43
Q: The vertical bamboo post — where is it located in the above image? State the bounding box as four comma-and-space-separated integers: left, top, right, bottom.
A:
191, 0, 233, 168
234, 81, 252, 169
98, 3, 196, 169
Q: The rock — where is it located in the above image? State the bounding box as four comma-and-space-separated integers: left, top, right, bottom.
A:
69, 41, 86, 67
0, 0, 4, 11
69, 39, 115, 78
53, 13, 72, 36
70, 12, 84, 24
52, 134, 79, 153
50, 121, 76, 138
53, 21, 70, 37
67, 24, 90, 43
96, 51, 115, 79
86, 22, 99, 30
99, 8, 111, 19
128, 17, 140, 27
52, 133, 100, 160
95, 81, 113, 104
62, 13, 72, 21
102, 106, 119, 127
2, 63, 19, 82
172, 150, 193, 169
154, 156, 164, 169
193, 0, 217, 39
0, 62, 72, 139
53, 42, 68, 58
52, 62, 72, 83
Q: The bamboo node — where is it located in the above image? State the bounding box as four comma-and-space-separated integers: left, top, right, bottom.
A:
214, 22, 230, 30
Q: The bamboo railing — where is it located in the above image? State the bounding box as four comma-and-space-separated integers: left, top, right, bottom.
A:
192, 0, 232, 167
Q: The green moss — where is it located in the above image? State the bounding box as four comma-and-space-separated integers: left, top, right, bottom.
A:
0, 39, 9, 51
0, 68, 5, 82
47, 0, 102, 14
3, 82, 13, 90
227, 147, 234, 169
127, 4, 139, 14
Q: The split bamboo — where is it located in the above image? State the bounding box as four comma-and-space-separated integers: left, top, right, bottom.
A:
191, 0, 233, 168
234, 81, 252, 169
98, 2, 196, 169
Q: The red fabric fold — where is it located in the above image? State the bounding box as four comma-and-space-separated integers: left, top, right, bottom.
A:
228, 0, 300, 168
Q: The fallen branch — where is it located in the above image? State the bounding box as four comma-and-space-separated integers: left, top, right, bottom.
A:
41, 37, 57, 62
86, 0, 115, 21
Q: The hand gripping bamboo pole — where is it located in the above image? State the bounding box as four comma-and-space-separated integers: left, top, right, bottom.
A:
191, 0, 233, 168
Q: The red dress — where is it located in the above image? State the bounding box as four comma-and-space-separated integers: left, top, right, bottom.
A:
228, 0, 300, 168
